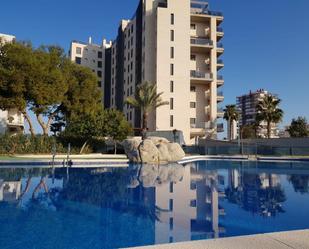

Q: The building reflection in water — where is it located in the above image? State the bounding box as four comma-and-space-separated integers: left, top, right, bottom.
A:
2, 162, 309, 246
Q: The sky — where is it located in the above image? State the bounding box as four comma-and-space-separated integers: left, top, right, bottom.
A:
1, 0, 309, 134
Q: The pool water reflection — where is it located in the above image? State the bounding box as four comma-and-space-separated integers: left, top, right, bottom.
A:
0, 161, 309, 248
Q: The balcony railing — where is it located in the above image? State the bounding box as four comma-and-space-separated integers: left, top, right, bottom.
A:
217, 107, 224, 113
217, 59, 224, 64
191, 38, 213, 46
191, 8, 223, 17
218, 91, 224, 97
191, 70, 213, 80
217, 43, 224, 48
217, 75, 224, 80
217, 27, 224, 32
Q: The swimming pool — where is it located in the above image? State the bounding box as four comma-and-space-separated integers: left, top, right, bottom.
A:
0, 160, 309, 248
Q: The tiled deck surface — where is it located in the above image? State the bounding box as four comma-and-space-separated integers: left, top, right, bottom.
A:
127, 230, 309, 249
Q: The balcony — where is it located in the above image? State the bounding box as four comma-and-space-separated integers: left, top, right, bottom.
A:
217, 91, 224, 102
217, 107, 224, 118
217, 43, 224, 54
191, 38, 213, 53
217, 27, 224, 41
217, 59, 224, 69
190, 70, 213, 84
217, 75, 224, 83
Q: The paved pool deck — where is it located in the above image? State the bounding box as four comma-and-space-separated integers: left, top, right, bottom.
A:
127, 229, 309, 249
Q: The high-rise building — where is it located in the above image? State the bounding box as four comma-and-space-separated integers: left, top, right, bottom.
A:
69, 37, 112, 106
236, 89, 279, 138
109, 0, 225, 144
0, 33, 25, 135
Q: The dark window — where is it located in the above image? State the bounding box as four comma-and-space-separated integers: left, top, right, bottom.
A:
170, 81, 174, 93
97, 71, 102, 77
75, 57, 81, 64
170, 30, 174, 41
170, 47, 174, 59
169, 199, 173, 211
98, 61, 102, 68
170, 64, 174, 75
190, 24, 196, 30
190, 102, 196, 108
170, 98, 174, 110
190, 118, 196, 125
171, 13, 174, 25
190, 200, 197, 207
170, 115, 174, 127
169, 217, 174, 230
190, 54, 196, 61
169, 182, 173, 193
190, 86, 196, 92
98, 51, 102, 58
98, 81, 102, 87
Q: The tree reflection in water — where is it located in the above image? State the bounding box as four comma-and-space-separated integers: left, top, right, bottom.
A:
288, 175, 309, 194
225, 171, 286, 217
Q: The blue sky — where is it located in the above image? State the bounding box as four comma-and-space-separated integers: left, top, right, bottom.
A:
1, 0, 309, 133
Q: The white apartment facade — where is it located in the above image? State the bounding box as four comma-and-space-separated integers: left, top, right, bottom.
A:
69, 38, 112, 106
0, 33, 25, 134
109, 0, 225, 144
237, 89, 280, 138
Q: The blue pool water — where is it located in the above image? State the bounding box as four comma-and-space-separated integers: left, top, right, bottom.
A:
1, 160, 309, 248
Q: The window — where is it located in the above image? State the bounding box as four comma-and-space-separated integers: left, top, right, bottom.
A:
169, 199, 173, 211
190, 118, 196, 125
170, 30, 174, 41
169, 217, 174, 230
190, 200, 197, 207
190, 24, 196, 30
169, 182, 173, 193
190, 54, 196, 61
190, 86, 196, 92
190, 102, 196, 108
170, 64, 174, 75
98, 61, 102, 68
98, 81, 102, 87
97, 71, 102, 77
170, 81, 174, 93
75, 57, 81, 64
76, 47, 82, 55
170, 115, 174, 127
98, 51, 102, 58
170, 98, 174, 110
171, 13, 174, 25
170, 47, 174, 59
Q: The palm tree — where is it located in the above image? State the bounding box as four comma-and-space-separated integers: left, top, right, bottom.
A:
224, 105, 239, 140
125, 82, 169, 139
256, 95, 283, 138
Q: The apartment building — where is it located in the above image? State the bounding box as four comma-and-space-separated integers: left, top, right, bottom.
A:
109, 0, 225, 144
69, 38, 112, 106
0, 33, 25, 134
237, 89, 279, 138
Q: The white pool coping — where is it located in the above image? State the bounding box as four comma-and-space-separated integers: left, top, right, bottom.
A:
125, 229, 309, 249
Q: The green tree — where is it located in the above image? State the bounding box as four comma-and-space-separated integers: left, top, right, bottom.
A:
27, 46, 68, 135
287, 117, 309, 138
62, 112, 106, 153
241, 124, 256, 139
256, 95, 283, 138
223, 105, 239, 140
105, 109, 132, 154
125, 82, 169, 139
0, 41, 36, 135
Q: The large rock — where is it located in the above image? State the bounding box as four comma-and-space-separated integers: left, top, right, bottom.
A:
122, 136, 185, 164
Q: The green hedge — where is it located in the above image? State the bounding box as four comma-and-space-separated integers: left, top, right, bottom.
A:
0, 134, 82, 155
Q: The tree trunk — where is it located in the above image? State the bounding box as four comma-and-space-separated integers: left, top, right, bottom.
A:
80, 140, 88, 154
267, 121, 271, 139
22, 111, 35, 136
142, 112, 148, 140
36, 112, 58, 136
114, 141, 117, 154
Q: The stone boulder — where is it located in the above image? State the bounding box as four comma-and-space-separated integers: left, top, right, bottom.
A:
122, 136, 185, 164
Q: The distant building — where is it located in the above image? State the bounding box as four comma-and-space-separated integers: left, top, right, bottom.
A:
0, 33, 25, 135
237, 89, 279, 138
69, 37, 112, 107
